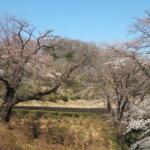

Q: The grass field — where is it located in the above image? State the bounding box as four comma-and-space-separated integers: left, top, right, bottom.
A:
0, 109, 120, 150
0, 99, 122, 150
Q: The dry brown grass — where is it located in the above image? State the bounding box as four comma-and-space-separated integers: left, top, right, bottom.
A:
0, 116, 118, 150
16, 99, 105, 108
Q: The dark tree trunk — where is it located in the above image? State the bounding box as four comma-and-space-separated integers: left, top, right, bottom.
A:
0, 102, 14, 122
0, 87, 16, 122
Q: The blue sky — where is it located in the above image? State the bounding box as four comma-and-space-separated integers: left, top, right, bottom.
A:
0, 0, 150, 42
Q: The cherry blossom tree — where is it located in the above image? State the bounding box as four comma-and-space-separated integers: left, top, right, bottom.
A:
0, 15, 91, 122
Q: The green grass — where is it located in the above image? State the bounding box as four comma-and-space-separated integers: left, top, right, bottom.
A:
126, 130, 144, 146
12, 109, 104, 120
101, 127, 121, 150
45, 93, 69, 102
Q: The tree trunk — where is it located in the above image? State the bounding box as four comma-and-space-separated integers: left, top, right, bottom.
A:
0, 102, 14, 122
0, 87, 16, 123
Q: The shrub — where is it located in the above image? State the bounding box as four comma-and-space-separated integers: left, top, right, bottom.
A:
46, 94, 69, 102
47, 94, 58, 102
70, 95, 81, 100
72, 87, 80, 93
46, 125, 70, 144
59, 94, 68, 101
64, 51, 73, 60
126, 130, 144, 146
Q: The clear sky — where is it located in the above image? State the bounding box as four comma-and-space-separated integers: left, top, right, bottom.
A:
0, 0, 150, 42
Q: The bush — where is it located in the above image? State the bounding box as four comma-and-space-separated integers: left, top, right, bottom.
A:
47, 94, 58, 102
64, 51, 73, 60
126, 130, 143, 146
59, 94, 68, 102
46, 94, 69, 102
46, 125, 70, 144
72, 87, 83, 94
70, 95, 81, 100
